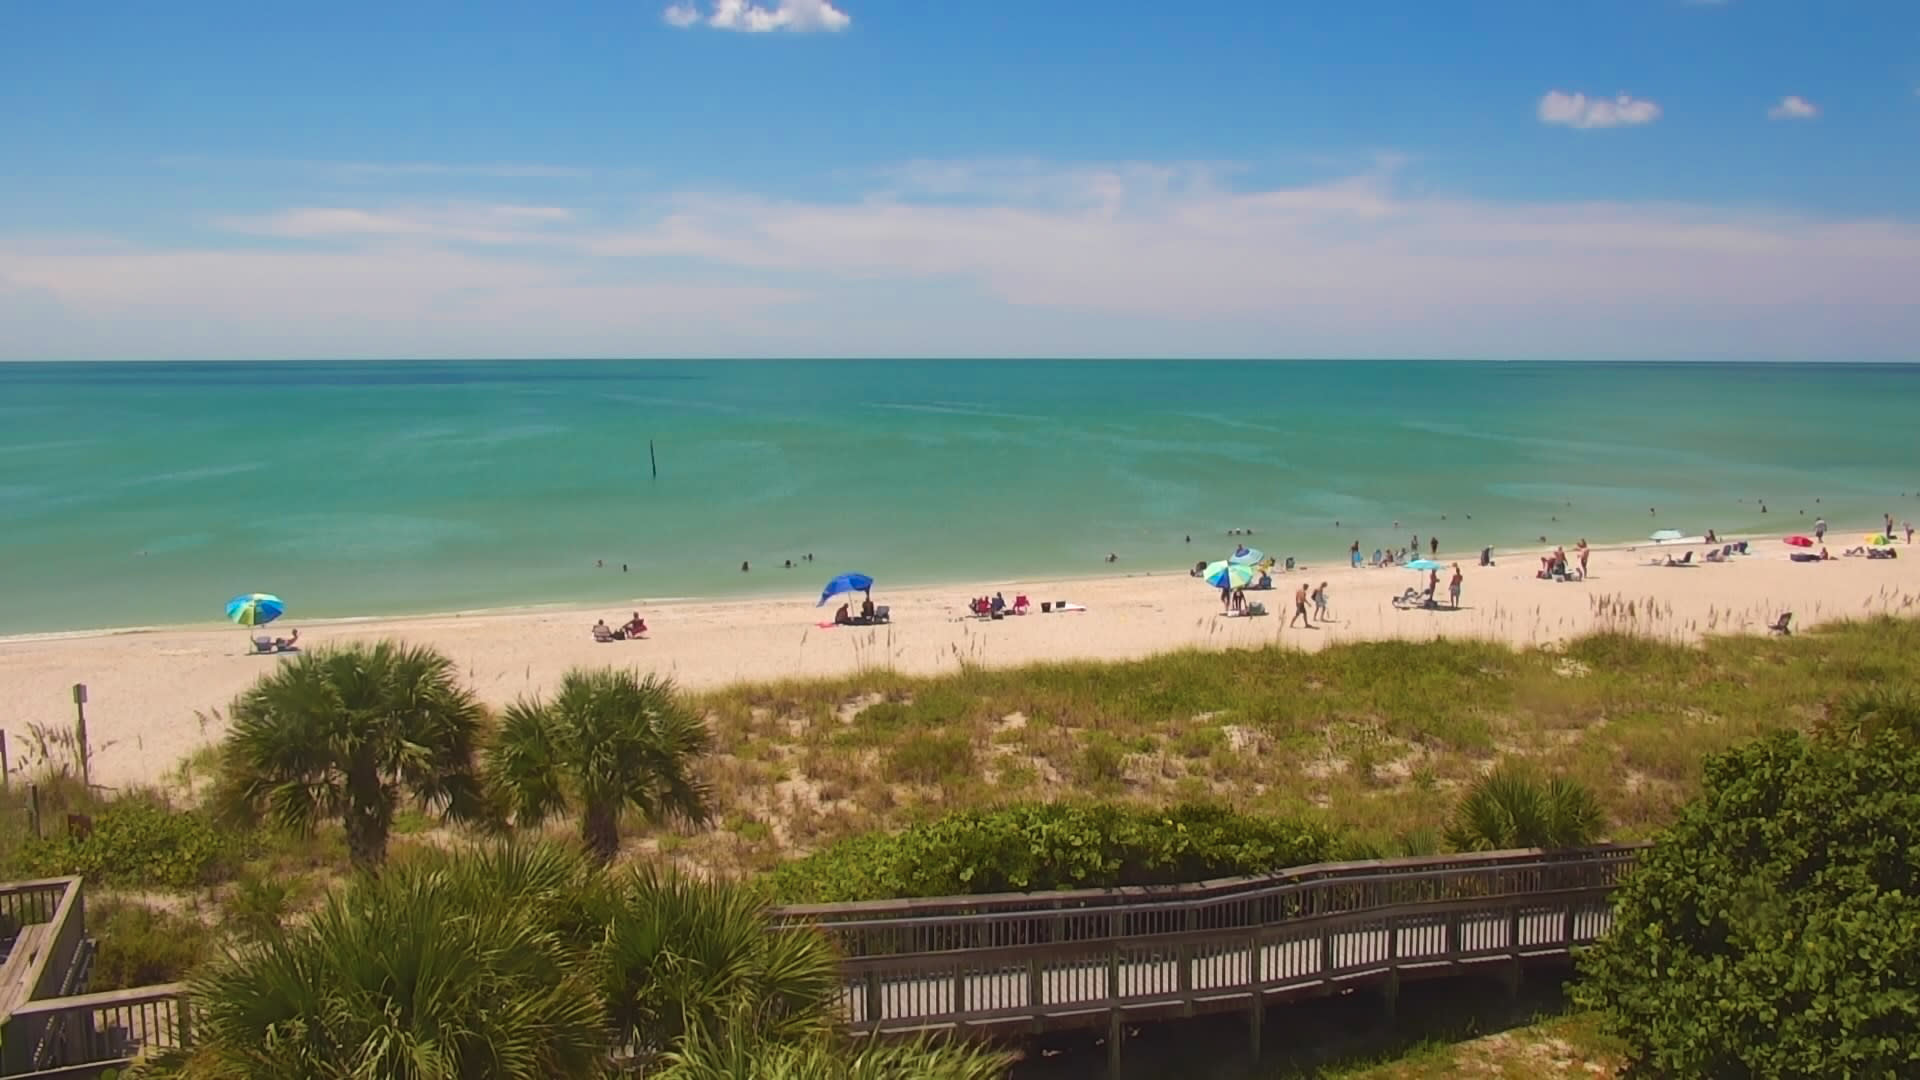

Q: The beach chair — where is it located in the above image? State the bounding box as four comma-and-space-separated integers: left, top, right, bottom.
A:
249, 635, 276, 654
1012, 595, 1030, 614
591, 624, 615, 643
873, 605, 891, 623
1767, 612, 1792, 636
1245, 601, 1267, 616
1704, 548, 1726, 563
1391, 588, 1425, 610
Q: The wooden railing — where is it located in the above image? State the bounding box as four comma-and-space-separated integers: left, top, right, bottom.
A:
0, 878, 94, 1077
771, 844, 1643, 1036
0, 844, 1643, 1077
3, 984, 190, 1077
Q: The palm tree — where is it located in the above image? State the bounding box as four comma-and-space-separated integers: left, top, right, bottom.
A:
1445, 761, 1603, 852
491, 668, 712, 863
216, 640, 487, 868
168, 842, 610, 1080
599, 866, 838, 1061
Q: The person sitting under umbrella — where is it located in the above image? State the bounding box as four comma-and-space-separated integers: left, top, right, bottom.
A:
860, 596, 877, 622
834, 602, 854, 626
270, 629, 300, 652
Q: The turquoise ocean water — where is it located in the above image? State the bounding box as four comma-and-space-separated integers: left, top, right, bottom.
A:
2, 360, 1916, 636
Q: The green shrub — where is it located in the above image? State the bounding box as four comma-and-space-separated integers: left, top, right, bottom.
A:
87, 899, 214, 990
17, 798, 242, 889
1576, 730, 1920, 1076
1171, 725, 1226, 759
1075, 733, 1130, 786
764, 802, 1344, 903
883, 731, 974, 785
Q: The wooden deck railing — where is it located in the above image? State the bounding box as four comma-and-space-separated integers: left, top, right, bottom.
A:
0, 844, 1644, 1077
771, 844, 1644, 1038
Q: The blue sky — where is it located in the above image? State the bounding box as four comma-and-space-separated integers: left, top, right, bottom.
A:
2, 0, 1917, 360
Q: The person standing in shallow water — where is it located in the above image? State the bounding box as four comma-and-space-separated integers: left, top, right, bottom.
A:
1429, 536, 1438, 556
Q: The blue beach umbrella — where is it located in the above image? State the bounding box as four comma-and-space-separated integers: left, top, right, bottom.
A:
226, 593, 285, 627
1229, 546, 1265, 566
1404, 558, 1445, 572
817, 572, 875, 607
1202, 560, 1255, 590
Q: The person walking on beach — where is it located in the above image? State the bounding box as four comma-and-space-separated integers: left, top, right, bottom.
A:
1449, 563, 1463, 609
1814, 517, 1827, 543
1311, 582, 1330, 621
1907, 521, 1915, 544
1577, 539, 1590, 579
1290, 583, 1313, 628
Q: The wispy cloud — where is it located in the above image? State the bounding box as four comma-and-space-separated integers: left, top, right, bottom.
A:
663, 0, 850, 32
7, 158, 1918, 360
156, 156, 592, 181
1538, 90, 1662, 129
219, 204, 577, 245
1768, 95, 1820, 120
325, 161, 591, 180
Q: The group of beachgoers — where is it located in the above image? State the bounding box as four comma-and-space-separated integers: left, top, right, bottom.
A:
832, 595, 887, 625
1392, 564, 1466, 610
1348, 534, 1442, 568
591, 613, 648, 642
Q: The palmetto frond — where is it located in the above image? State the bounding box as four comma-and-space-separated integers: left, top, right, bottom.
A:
600, 866, 838, 1058
181, 840, 609, 1080
1446, 762, 1603, 852
658, 1019, 1014, 1080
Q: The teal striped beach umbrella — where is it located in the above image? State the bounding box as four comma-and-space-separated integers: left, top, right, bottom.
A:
226, 593, 285, 627
1202, 561, 1255, 590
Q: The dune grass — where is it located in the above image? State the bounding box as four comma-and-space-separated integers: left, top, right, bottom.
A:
659, 615, 1920, 876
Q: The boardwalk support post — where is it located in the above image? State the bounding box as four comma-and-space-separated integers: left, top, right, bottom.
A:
1107, 1009, 1124, 1080
1381, 970, 1400, 1021
1247, 930, 1264, 1059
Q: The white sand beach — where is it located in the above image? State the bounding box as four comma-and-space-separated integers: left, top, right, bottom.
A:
4, 532, 1915, 790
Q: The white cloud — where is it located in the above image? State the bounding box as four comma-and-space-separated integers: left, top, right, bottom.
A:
663, 0, 850, 32
1538, 90, 1662, 129
1768, 95, 1819, 120
6, 159, 1920, 360
219, 204, 577, 246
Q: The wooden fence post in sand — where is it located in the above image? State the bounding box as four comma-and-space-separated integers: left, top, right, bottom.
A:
73, 683, 91, 791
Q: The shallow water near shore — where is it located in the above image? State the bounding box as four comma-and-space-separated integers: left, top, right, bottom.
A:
2, 358, 1916, 635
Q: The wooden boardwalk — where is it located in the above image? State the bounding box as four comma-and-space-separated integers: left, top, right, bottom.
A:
774, 844, 1642, 1071
2, 845, 1642, 1078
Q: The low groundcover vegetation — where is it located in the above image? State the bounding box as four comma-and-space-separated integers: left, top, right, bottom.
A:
3, 617, 1917, 1076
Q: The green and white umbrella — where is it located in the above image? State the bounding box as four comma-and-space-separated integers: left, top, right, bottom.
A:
1202, 560, 1256, 589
